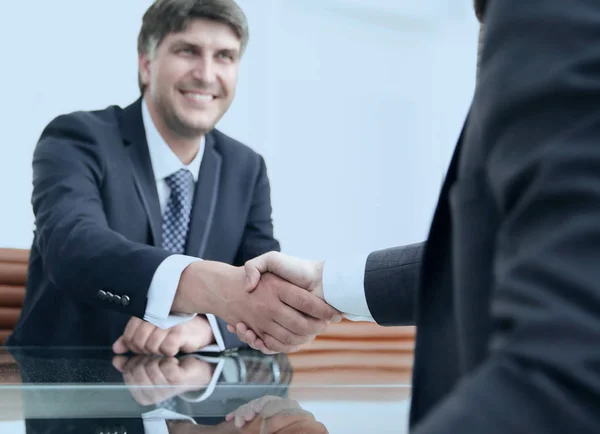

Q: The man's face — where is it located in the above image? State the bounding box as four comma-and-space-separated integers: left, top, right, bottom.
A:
139, 18, 241, 138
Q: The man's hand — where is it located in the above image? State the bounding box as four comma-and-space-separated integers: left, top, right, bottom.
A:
172, 260, 339, 354
225, 395, 329, 433
244, 252, 325, 298
112, 354, 214, 406
112, 316, 214, 356
226, 272, 339, 353
227, 252, 336, 354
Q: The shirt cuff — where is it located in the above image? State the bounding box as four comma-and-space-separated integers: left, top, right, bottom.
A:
142, 409, 196, 433
322, 253, 375, 322
144, 255, 200, 329
178, 354, 226, 403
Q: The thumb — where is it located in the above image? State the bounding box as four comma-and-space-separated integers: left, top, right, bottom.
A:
244, 251, 278, 292
245, 262, 262, 292
245, 252, 323, 294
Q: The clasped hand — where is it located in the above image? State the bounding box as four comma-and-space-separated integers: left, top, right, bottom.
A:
227, 252, 336, 354
111, 252, 338, 357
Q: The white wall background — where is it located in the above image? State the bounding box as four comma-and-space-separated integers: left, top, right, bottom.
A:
0, 2, 477, 429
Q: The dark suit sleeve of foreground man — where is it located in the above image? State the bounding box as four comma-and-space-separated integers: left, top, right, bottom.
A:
414, 1, 600, 433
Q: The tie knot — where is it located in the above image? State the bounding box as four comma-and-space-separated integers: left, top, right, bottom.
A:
165, 169, 194, 195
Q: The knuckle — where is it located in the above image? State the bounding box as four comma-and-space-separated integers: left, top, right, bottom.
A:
263, 335, 284, 353
266, 251, 277, 261
261, 273, 276, 287
160, 339, 179, 357
279, 332, 293, 346
295, 317, 312, 336
123, 329, 134, 342
145, 342, 160, 355
296, 295, 311, 313
169, 326, 183, 338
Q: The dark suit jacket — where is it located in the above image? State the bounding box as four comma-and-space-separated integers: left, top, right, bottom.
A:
7, 98, 280, 348
363, 1, 600, 432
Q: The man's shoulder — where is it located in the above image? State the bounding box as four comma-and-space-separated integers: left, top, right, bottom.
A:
36, 103, 133, 155
209, 129, 263, 164
43, 104, 123, 134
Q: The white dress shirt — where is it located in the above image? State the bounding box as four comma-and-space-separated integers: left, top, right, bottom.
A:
141, 99, 224, 349
322, 253, 376, 322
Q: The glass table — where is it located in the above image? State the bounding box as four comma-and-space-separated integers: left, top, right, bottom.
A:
0, 329, 413, 433
0, 322, 414, 434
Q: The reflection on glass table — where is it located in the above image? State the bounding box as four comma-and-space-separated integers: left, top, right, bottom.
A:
0, 325, 413, 433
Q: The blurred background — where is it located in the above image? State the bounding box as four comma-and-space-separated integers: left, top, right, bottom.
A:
0, 1, 480, 432
0, 0, 478, 258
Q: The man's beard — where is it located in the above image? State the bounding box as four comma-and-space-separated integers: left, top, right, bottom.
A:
155, 93, 211, 139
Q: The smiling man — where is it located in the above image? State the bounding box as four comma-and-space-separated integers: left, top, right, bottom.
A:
7, 0, 339, 355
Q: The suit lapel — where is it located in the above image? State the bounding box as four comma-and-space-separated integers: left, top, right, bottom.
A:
119, 98, 163, 247
418, 107, 470, 291
435, 107, 470, 210
185, 132, 222, 257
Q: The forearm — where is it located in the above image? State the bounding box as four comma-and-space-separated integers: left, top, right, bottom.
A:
171, 260, 245, 317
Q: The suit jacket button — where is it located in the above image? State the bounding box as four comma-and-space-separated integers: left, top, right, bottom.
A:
121, 295, 130, 307
97, 290, 107, 300
112, 294, 121, 304
106, 292, 114, 302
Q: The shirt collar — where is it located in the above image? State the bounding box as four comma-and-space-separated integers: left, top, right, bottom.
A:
141, 98, 204, 183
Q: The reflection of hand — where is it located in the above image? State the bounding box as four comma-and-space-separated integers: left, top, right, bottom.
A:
228, 252, 340, 354
167, 420, 240, 434
112, 316, 214, 356
225, 396, 328, 433
226, 396, 305, 427
113, 355, 213, 406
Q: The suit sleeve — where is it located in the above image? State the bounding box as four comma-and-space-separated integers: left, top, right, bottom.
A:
414, 1, 600, 432
32, 115, 172, 318
322, 243, 423, 323
363, 243, 424, 326
233, 155, 281, 264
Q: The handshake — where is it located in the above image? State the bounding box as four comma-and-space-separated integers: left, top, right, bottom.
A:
170, 251, 341, 354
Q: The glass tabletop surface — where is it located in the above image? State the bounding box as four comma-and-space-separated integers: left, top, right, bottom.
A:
0, 346, 412, 434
